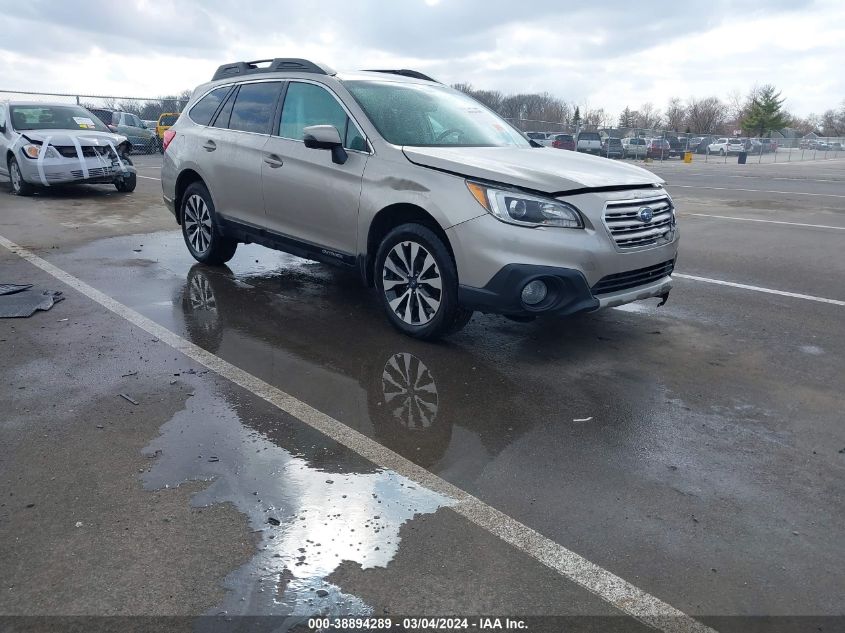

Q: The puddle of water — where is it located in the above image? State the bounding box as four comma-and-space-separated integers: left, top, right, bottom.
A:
141, 378, 453, 617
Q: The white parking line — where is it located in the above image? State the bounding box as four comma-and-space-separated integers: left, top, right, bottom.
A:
675, 273, 845, 306
137, 175, 161, 181
669, 184, 845, 198
673, 173, 842, 184
685, 213, 845, 230
0, 232, 714, 633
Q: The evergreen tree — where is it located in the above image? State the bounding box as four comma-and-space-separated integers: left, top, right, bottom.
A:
742, 85, 790, 137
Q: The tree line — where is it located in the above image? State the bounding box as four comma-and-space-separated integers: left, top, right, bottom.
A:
454, 82, 844, 138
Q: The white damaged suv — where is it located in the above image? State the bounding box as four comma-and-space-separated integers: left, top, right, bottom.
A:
162, 59, 678, 339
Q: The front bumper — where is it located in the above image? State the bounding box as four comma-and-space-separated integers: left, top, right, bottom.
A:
447, 204, 679, 317
18, 153, 134, 186
458, 262, 673, 317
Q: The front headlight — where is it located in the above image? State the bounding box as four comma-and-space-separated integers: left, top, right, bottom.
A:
21, 144, 60, 159
466, 181, 583, 228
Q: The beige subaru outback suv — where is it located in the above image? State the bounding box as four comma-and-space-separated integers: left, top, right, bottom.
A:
161, 58, 678, 339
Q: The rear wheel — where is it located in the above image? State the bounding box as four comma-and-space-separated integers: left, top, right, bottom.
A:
8, 156, 34, 196
180, 182, 238, 265
375, 223, 471, 340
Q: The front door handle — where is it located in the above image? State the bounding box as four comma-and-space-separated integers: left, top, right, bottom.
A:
264, 154, 284, 168
202, 140, 216, 152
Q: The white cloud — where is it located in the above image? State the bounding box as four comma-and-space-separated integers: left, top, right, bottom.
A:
0, 0, 842, 116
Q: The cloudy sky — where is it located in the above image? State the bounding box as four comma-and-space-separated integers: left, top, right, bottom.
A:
1, 0, 843, 117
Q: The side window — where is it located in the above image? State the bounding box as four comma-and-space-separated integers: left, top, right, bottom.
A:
229, 82, 282, 134
279, 82, 365, 150
211, 86, 238, 129
188, 86, 230, 126
0, 105, 6, 131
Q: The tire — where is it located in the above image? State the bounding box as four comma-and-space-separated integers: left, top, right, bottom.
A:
180, 181, 238, 265
8, 156, 34, 196
374, 223, 472, 340
114, 155, 136, 192
720, 149, 726, 156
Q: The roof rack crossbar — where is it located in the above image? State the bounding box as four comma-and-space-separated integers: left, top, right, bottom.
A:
364, 69, 439, 83
212, 58, 336, 81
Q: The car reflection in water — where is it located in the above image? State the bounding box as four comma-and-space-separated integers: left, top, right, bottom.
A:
175, 263, 526, 474
151, 263, 528, 621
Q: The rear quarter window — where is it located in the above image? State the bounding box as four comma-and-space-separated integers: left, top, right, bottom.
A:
229, 82, 282, 134
188, 86, 231, 126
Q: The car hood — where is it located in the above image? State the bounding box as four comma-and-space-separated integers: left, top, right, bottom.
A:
17, 129, 128, 147
402, 146, 663, 193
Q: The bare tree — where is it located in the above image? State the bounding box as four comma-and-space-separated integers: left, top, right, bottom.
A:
635, 102, 663, 129
665, 98, 686, 132
686, 96, 727, 133
582, 107, 608, 128
819, 100, 845, 136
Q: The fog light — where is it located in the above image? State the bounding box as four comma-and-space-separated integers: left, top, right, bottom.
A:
521, 279, 548, 305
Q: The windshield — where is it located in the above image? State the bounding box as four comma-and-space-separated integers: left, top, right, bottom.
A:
343, 80, 529, 147
9, 105, 110, 132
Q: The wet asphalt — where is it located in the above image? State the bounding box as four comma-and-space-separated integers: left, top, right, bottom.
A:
1, 154, 843, 632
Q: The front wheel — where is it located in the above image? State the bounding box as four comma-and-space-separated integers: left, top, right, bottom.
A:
180, 182, 238, 265
114, 154, 136, 192
375, 224, 471, 340
8, 156, 34, 196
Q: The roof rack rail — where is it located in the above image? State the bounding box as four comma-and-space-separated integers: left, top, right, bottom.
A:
364, 69, 439, 83
212, 58, 336, 82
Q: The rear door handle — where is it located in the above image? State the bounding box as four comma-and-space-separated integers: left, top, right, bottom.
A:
264, 154, 284, 168
202, 140, 216, 152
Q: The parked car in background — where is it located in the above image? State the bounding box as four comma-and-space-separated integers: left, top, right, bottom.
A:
89, 108, 157, 154
759, 138, 778, 153
156, 112, 180, 144
646, 138, 671, 159
601, 137, 624, 158
548, 133, 575, 150
745, 138, 763, 154
708, 137, 745, 155
525, 131, 552, 146
0, 101, 136, 195
832, 142, 843, 151
688, 136, 714, 154
575, 130, 602, 154
621, 137, 647, 158
162, 58, 678, 339
661, 134, 685, 158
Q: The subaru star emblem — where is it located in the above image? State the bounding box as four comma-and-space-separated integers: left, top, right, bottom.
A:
637, 206, 654, 223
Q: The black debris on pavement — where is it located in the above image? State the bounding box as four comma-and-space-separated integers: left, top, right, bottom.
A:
0, 289, 64, 318
0, 283, 33, 296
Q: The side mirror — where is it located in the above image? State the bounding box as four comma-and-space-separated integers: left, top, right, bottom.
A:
303, 125, 347, 164
0, 123, 5, 134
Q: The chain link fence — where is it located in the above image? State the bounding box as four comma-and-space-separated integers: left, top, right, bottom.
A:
4, 89, 844, 163
503, 116, 845, 163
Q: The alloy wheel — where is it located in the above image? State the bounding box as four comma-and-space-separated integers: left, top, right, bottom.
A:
184, 194, 212, 254
10, 162, 22, 192
382, 241, 442, 325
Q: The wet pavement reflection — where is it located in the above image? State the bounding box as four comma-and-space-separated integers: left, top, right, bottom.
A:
141, 368, 450, 619
51, 230, 845, 619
